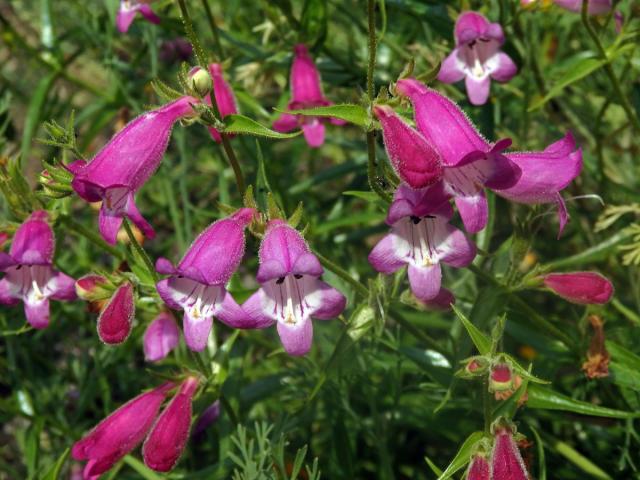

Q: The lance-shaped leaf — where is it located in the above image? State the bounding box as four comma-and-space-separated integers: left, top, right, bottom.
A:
223, 114, 302, 138
286, 104, 369, 127
452, 304, 491, 355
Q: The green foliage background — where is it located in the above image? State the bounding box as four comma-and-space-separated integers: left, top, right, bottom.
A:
1, 0, 640, 478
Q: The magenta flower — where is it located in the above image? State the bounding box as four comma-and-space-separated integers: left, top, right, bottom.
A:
205, 63, 239, 142
368, 183, 475, 305
97, 282, 135, 345
242, 220, 347, 356
273, 44, 346, 148
143, 377, 199, 472
438, 12, 517, 105
0, 211, 76, 329
69, 96, 196, 245
466, 454, 490, 480
542, 272, 613, 305
491, 428, 529, 480
143, 312, 180, 362
396, 79, 581, 235
554, 0, 612, 14
116, 0, 160, 33
373, 105, 443, 189
155, 208, 255, 352
72, 382, 174, 479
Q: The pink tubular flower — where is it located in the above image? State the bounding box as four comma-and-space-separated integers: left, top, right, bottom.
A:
205, 63, 239, 142
542, 272, 613, 304
143, 312, 180, 362
69, 96, 197, 245
438, 12, 517, 105
143, 377, 199, 472
373, 105, 443, 189
273, 44, 346, 148
466, 454, 490, 480
155, 209, 255, 351
396, 79, 581, 235
369, 183, 476, 305
97, 282, 135, 345
554, 0, 612, 15
491, 428, 529, 480
242, 220, 347, 356
116, 0, 160, 33
0, 211, 76, 329
72, 383, 174, 479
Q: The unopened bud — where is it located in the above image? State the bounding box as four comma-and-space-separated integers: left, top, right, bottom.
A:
489, 364, 513, 392
189, 67, 212, 97
75, 274, 111, 301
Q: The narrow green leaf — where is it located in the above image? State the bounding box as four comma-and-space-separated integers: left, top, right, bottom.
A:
21, 72, 57, 165
529, 426, 546, 480
223, 114, 301, 138
553, 441, 612, 479
41, 448, 70, 480
452, 305, 492, 355
424, 455, 443, 476
122, 455, 163, 480
286, 104, 369, 127
343, 190, 382, 202
436, 431, 484, 480
527, 384, 639, 418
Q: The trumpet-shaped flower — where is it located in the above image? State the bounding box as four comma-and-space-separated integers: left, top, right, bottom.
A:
396, 79, 581, 234
143, 312, 180, 362
273, 44, 346, 148
373, 105, 443, 189
438, 12, 517, 105
69, 97, 196, 245
0, 211, 76, 328
242, 220, 346, 356
369, 183, 476, 304
117, 0, 160, 33
155, 209, 254, 351
143, 377, 198, 472
97, 281, 135, 345
204, 63, 239, 142
542, 272, 613, 304
72, 383, 174, 479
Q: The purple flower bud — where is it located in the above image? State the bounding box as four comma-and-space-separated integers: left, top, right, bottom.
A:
205, 63, 239, 143
273, 44, 346, 148
97, 282, 135, 345
0, 211, 76, 328
72, 383, 174, 478
466, 454, 490, 480
143, 377, 199, 472
242, 220, 347, 356
192, 400, 221, 437
69, 96, 197, 245
373, 105, 443, 189
542, 272, 613, 305
143, 312, 180, 362
491, 427, 529, 480
117, 0, 160, 33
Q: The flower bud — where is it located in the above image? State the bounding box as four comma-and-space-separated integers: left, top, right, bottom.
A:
143, 377, 199, 472
97, 282, 135, 345
466, 454, 490, 480
75, 274, 111, 302
489, 364, 513, 392
542, 272, 613, 305
143, 312, 180, 362
464, 357, 489, 376
189, 67, 212, 97
490, 426, 529, 480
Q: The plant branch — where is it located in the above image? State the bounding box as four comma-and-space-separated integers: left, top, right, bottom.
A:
315, 251, 369, 298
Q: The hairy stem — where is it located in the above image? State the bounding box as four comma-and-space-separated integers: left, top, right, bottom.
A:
122, 219, 158, 282
316, 251, 369, 298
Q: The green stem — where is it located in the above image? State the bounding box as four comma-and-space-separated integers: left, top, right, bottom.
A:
483, 376, 492, 434
220, 134, 246, 193
122, 219, 158, 282
59, 215, 125, 260
201, 0, 225, 59
175, 0, 208, 67
581, 1, 640, 132
366, 0, 392, 203
315, 251, 369, 298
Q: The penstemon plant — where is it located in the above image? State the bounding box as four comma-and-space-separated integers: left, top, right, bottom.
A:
0, 0, 638, 479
